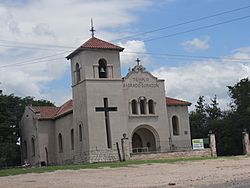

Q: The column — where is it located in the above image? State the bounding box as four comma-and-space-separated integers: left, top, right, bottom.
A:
121, 134, 130, 161
242, 130, 250, 155
209, 132, 217, 157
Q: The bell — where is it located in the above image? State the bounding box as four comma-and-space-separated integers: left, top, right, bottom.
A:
100, 67, 105, 73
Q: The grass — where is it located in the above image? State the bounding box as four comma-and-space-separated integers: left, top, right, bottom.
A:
0, 156, 233, 177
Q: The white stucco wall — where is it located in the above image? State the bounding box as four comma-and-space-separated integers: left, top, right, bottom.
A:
123, 67, 171, 153
167, 105, 192, 150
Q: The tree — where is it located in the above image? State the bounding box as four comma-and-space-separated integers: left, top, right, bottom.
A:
190, 96, 208, 139
228, 78, 250, 115
190, 78, 250, 156
0, 94, 54, 167
206, 95, 222, 121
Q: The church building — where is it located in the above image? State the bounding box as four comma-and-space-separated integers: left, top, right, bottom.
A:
21, 28, 192, 166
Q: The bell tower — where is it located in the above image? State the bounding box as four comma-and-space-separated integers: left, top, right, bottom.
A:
66, 23, 127, 162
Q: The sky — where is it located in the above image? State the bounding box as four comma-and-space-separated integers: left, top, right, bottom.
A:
0, 0, 250, 110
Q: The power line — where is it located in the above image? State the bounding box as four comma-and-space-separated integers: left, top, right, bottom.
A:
0, 51, 69, 69
144, 15, 250, 42
123, 51, 250, 62
1, 14, 249, 51
0, 40, 73, 50
111, 4, 250, 42
1, 4, 250, 50
0, 57, 65, 69
1, 50, 250, 69
0, 44, 72, 51
1, 13, 249, 53
0, 7, 250, 69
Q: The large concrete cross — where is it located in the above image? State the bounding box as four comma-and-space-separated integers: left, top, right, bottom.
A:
95, 98, 117, 148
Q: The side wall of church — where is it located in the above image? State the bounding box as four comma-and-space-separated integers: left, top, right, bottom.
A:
123, 69, 171, 153
37, 121, 56, 165
167, 106, 192, 150
54, 113, 74, 164
21, 108, 55, 166
21, 108, 41, 166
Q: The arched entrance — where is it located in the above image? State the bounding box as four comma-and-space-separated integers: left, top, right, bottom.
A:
131, 125, 159, 153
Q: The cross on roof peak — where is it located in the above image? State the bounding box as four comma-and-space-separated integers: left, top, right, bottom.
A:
136, 58, 141, 65
90, 18, 96, 37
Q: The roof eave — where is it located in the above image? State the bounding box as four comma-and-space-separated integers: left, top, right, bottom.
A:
167, 103, 192, 107
66, 47, 124, 60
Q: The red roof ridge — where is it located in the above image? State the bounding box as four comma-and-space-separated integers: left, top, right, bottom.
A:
55, 99, 73, 118
166, 97, 191, 106
66, 37, 124, 59
29, 106, 60, 120
29, 99, 73, 120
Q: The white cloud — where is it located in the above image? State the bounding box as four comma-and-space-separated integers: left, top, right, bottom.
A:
182, 37, 210, 52
0, 0, 151, 105
152, 47, 250, 110
119, 40, 150, 67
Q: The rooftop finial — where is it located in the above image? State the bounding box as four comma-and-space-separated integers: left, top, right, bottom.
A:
90, 18, 95, 37
136, 58, 141, 65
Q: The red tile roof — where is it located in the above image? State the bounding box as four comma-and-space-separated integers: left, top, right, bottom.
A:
29, 99, 73, 120
29, 97, 191, 120
55, 99, 73, 118
66, 37, 124, 59
30, 106, 59, 119
166, 97, 191, 106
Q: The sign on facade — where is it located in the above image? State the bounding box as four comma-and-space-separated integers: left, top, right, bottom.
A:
192, 139, 204, 150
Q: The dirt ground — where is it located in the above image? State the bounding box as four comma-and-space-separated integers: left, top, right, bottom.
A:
1, 157, 250, 188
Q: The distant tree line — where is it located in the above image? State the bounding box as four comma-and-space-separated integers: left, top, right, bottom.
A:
0, 94, 54, 167
190, 78, 250, 156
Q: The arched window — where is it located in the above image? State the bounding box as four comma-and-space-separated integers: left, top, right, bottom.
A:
98, 59, 107, 78
140, 98, 146, 114
31, 137, 35, 156
79, 124, 83, 142
75, 63, 81, 83
148, 99, 155, 114
71, 129, 74, 150
172, 116, 180, 136
58, 133, 63, 153
23, 141, 27, 159
131, 99, 138, 114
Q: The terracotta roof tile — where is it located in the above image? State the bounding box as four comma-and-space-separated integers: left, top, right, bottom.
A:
30, 99, 73, 120
30, 106, 60, 120
66, 37, 124, 59
166, 97, 191, 106
29, 97, 191, 120
55, 99, 73, 118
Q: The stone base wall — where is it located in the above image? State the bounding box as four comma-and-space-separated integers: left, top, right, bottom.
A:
130, 149, 211, 160
50, 149, 120, 165
73, 149, 119, 164
88, 149, 120, 163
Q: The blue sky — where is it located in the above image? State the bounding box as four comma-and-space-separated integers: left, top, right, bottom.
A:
0, 0, 250, 110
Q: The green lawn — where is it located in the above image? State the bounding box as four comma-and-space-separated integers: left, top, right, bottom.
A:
0, 156, 231, 177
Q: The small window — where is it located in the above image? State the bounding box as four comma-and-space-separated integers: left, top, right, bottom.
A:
131, 99, 138, 114
172, 116, 180, 136
148, 99, 155, 114
71, 129, 74, 150
79, 124, 83, 142
140, 98, 146, 114
98, 59, 107, 78
75, 63, 81, 83
58, 133, 63, 153
31, 137, 35, 156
